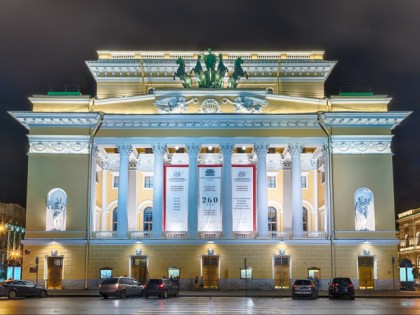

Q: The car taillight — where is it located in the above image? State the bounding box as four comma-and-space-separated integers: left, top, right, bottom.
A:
116, 284, 120, 289
144, 285, 147, 288
330, 283, 336, 287
159, 284, 164, 288
292, 285, 296, 289
348, 283, 353, 287
99, 284, 101, 289
310, 284, 314, 288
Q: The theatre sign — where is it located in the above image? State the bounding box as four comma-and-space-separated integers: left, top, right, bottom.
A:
10, 49, 409, 290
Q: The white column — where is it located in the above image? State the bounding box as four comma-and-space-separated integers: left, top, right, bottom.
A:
117, 144, 131, 238
311, 159, 319, 231
187, 144, 200, 239
322, 144, 331, 234
101, 169, 108, 230
289, 143, 303, 239
152, 143, 166, 238
221, 144, 234, 238
255, 143, 269, 238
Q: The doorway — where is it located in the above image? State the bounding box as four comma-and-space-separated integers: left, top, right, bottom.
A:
274, 256, 290, 289
202, 256, 219, 289
131, 256, 148, 284
358, 256, 374, 289
47, 256, 63, 289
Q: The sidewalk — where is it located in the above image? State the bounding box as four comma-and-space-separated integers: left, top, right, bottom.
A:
46, 288, 420, 298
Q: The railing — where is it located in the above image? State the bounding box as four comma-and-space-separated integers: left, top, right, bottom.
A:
129, 231, 152, 240
165, 232, 187, 239
92, 231, 117, 239
268, 231, 292, 239
199, 232, 222, 239
304, 231, 329, 239
234, 232, 256, 239
47, 85, 81, 96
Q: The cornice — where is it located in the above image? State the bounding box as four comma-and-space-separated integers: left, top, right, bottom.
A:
9, 111, 410, 131
8, 112, 101, 130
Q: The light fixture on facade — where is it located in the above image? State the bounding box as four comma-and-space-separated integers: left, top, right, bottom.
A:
136, 249, 142, 255
363, 249, 370, 256
51, 250, 58, 257
208, 248, 214, 256
279, 249, 285, 256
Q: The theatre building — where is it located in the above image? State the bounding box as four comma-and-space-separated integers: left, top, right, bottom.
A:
10, 49, 409, 290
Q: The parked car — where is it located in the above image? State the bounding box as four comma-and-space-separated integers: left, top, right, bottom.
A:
144, 278, 179, 298
99, 277, 144, 299
291, 279, 318, 299
0, 280, 48, 299
328, 277, 355, 299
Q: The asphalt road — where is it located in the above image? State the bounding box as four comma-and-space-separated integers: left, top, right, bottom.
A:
0, 296, 420, 314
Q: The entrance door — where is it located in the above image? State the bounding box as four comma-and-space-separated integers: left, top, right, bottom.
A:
47, 256, 63, 289
358, 256, 374, 289
274, 256, 290, 289
202, 256, 219, 289
131, 256, 147, 284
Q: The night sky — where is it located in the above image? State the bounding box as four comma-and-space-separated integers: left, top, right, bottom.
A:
1, 1, 419, 217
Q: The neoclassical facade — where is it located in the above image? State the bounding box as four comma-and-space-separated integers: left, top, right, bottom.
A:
10, 50, 409, 290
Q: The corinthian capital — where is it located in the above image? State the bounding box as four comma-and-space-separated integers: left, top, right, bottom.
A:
288, 143, 303, 156
186, 144, 201, 156
220, 144, 234, 155
254, 143, 268, 156
117, 144, 132, 156
152, 143, 167, 156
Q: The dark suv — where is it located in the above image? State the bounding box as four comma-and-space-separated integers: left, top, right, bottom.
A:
99, 277, 144, 299
328, 277, 355, 299
144, 278, 179, 299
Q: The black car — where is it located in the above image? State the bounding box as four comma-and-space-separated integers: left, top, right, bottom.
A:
144, 278, 179, 299
292, 279, 318, 299
0, 280, 48, 299
328, 277, 355, 299
99, 277, 144, 299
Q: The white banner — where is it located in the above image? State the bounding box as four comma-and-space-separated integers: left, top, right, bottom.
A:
232, 165, 256, 232
198, 166, 222, 232
164, 165, 189, 231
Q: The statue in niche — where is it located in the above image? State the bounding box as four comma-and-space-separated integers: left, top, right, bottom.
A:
46, 188, 67, 231
354, 188, 375, 231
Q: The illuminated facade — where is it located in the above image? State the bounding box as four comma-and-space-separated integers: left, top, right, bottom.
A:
10, 50, 409, 290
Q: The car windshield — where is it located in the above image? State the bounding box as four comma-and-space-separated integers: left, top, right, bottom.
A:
295, 280, 312, 285
101, 278, 118, 284
334, 278, 352, 285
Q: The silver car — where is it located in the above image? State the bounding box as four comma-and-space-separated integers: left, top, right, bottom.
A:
99, 277, 144, 299
292, 279, 318, 299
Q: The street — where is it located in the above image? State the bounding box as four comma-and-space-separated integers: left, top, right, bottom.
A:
0, 297, 420, 314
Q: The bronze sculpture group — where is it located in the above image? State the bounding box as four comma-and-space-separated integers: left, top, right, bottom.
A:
173, 48, 248, 89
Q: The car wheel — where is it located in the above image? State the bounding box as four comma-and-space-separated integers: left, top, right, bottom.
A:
174, 289, 179, 297
145, 294, 149, 299
119, 290, 127, 299
163, 290, 168, 299
101, 294, 108, 299
8, 290, 17, 299
39, 290, 47, 298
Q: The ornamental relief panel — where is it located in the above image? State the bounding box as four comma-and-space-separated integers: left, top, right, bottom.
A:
30, 141, 89, 154
332, 141, 391, 154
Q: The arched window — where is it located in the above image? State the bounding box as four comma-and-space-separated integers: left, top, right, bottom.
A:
143, 207, 153, 231
112, 207, 118, 232
303, 207, 308, 232
268, 206, 277, 231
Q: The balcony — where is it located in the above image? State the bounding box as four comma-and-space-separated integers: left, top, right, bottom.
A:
92, 231, 117, 239
129, 231, 152, 240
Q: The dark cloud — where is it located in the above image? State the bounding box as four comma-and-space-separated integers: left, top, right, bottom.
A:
1, 0, 419, 213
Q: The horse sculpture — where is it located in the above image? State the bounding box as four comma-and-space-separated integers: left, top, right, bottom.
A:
214, 53, 228, 88
173, 57, 192, 88
191, 55, 206, 88
228, 57, 249, 88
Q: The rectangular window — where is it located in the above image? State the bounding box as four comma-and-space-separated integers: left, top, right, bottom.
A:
144, 176, 153, 189
113, 175, 119, 188
267, 176, 276, 188
301, 175, 307, 189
